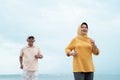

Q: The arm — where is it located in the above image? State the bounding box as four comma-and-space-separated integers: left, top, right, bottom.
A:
92, 44, 99, 55
90, 38, 99, 55
19, 56, 23, 69
65, 38, 77, 57
35, 48, 43, 59
37, 52, 43, 59
19, 49, 23, 69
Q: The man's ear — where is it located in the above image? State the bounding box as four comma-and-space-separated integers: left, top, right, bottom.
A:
27, 39, 29, 42
34, 40, 35, 42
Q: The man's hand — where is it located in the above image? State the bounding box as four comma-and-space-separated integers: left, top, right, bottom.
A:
35, 54, 43, 59
20, 64, 23, 69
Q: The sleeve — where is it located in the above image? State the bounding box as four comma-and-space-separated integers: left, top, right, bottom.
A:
65, 38, 76, 56
38, 48, 41, 55
20, 48, 24, 57
37, 47, 42, 56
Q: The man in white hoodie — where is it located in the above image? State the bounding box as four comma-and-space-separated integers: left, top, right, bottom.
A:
19, 36, 43, 80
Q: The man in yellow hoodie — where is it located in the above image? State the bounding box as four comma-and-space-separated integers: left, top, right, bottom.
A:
65, 22, 99, 80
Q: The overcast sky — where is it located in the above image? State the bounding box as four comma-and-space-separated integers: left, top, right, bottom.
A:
0, 0, 120, 75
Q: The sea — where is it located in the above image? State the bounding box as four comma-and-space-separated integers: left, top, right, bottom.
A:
0, 74, 119, 80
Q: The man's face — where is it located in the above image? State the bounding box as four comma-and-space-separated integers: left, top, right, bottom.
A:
27, 38, 35, 45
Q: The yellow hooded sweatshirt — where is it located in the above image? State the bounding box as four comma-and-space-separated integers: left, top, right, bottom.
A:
65, 26, 99, 72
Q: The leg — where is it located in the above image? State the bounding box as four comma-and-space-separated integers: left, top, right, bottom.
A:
23, 71, 38, 80
30, 71, 38, 80
73, 72, 84, 80
84, 72, 94, 80
23, 70, 31, 80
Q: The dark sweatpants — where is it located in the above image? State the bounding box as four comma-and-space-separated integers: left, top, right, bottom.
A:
73, 72, 94, 80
